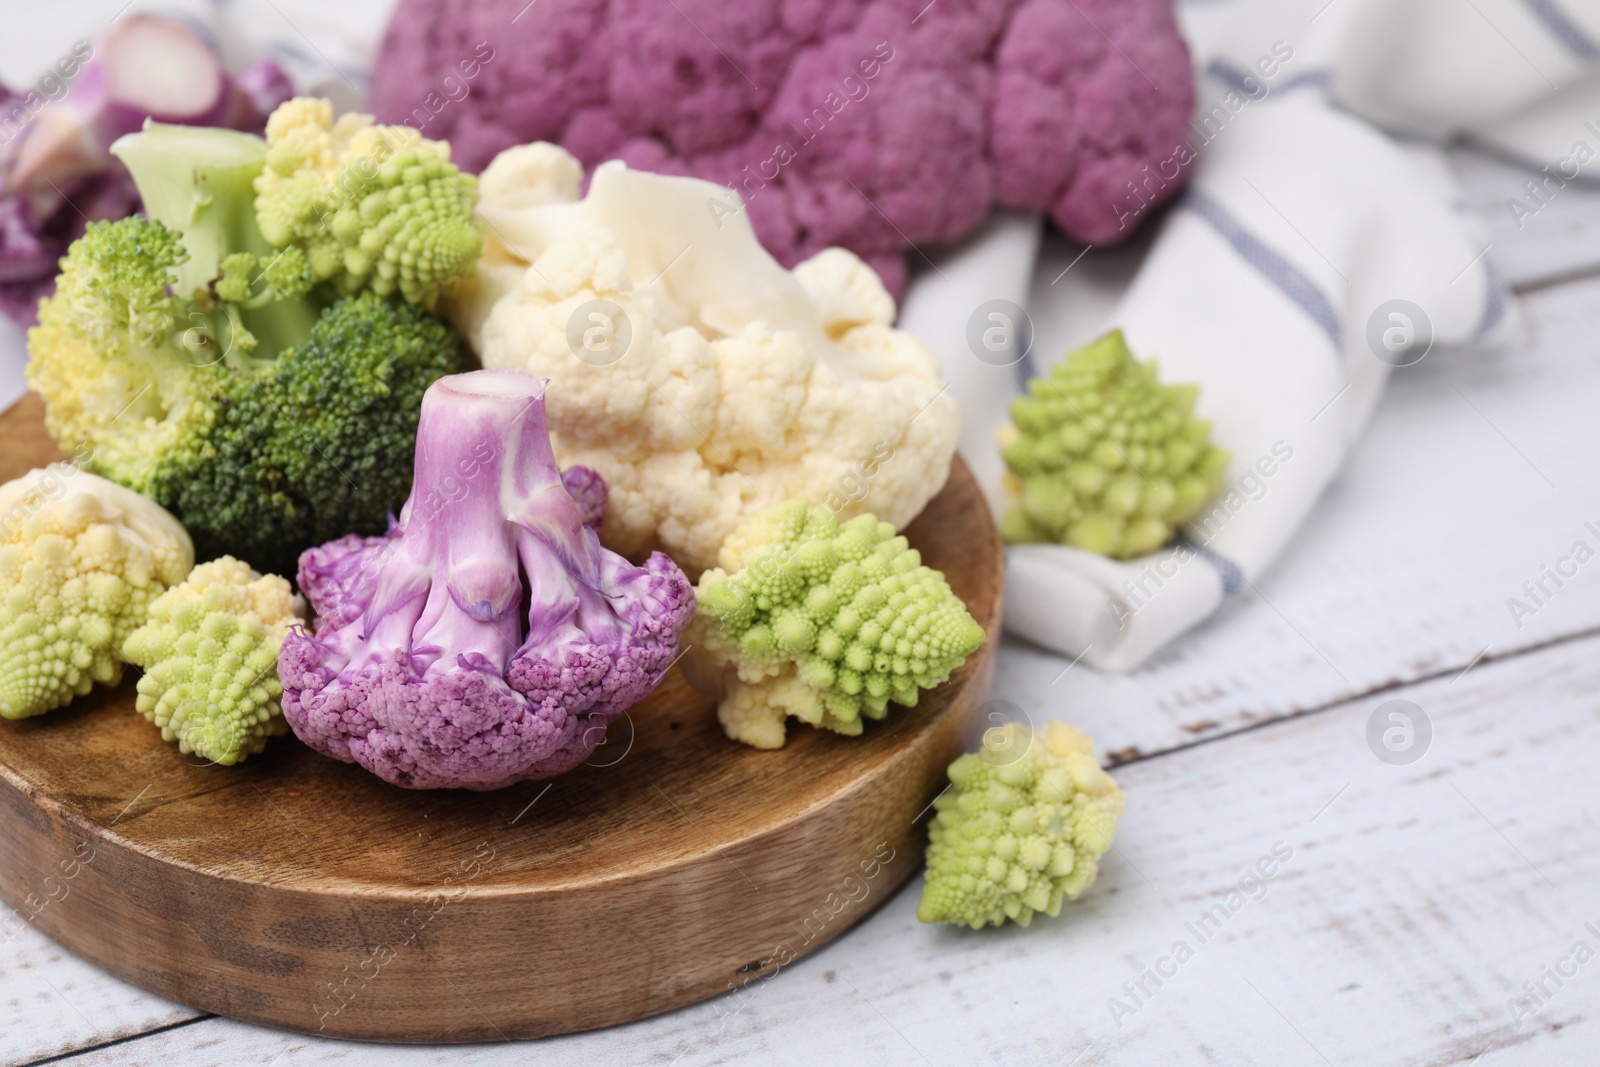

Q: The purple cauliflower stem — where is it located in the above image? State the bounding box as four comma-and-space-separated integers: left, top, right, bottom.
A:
369, 0, 1194, 295
278, 370, 694, 790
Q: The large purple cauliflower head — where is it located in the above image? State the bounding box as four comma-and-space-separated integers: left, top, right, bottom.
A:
369, 0, 1194, 295
278, 370, 695, 790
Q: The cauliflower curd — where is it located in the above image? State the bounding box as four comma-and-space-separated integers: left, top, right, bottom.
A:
692, 500, 984, 749
448, 143, 960, 574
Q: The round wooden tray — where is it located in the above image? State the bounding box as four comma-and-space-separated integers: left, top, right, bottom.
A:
0, 394, 1003, 1043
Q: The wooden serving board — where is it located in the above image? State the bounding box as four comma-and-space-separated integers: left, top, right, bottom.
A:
0, 394, 1002, 1044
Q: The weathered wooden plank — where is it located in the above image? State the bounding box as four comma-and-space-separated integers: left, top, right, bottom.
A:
0, 930, 197, 1067
1452, 146, 1600, 289
29, 632, 1600, 1066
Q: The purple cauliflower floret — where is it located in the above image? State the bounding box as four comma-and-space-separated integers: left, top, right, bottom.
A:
278, 369, 695, 790
560, 465, 608, 529
0, 157, 141, 327
0, 15, 294, 326
369, 0, 1193, 295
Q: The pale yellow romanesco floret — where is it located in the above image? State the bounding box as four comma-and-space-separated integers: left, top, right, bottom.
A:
999, 330, 1230, 558
0, 466, 193, 720
122, 556, 305, 766
692, 501, 985, 749
254, 97, 480, 306
918, 721, 1125, 929
450, 144, 960, 574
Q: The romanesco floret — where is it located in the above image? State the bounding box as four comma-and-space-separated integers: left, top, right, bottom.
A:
255, 97, 481, 306
999, 330, 1229, 558
122, 556, 304, 765
918, 721, 1125, 929
692, 500, 985, 749
0, 466, 193, 720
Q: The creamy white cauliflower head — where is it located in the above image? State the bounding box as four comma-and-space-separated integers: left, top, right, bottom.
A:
449, 143, 960, 573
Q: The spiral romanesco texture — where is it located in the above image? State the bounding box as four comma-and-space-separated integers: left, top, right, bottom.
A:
0, 467, 194, 720
254, 97, 481, 306
122, 557, 305, 765
694, 500, 985, 749
918, 721, 1125, 929
999, 330, 1229, 558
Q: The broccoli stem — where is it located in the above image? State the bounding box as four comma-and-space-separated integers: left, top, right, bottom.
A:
110, 120, 318, 357
110, 122, 270, 295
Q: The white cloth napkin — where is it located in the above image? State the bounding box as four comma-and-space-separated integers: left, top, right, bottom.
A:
899, 0, 1600, 670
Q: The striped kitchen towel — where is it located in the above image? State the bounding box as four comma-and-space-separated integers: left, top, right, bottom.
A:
897, 0, 1589, 670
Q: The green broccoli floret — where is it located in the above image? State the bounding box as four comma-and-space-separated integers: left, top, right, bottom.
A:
998, 330, 1230, 558
28, 117, 469, 576
215, 247, 313, 308
253, 97, 481, 306
0, 466, 194, 720
122, 556, 304, 765
918, 721, 1125, 929
110, 124, 286, 304
692, 500, 986, 749
151, 290, 465, 574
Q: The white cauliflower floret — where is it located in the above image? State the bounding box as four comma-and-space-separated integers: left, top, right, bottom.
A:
450, 145, 960, 573
793, 247, 898, 337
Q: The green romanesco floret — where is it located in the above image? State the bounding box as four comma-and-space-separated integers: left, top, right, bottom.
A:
998, 330, 1230, 558
0, 466, 194, 720
918, 720, 1125, 929
254, 97, 481, 306
692, 500, 985, 749
29, 113, 469, 577
122, 556, 304, 765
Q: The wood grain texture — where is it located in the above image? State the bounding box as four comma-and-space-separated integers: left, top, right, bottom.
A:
7, 145, 1600, 1066
0, 400, 1003, 1045
36, 627, 1600, 1067
1452, 147, 1600, 290
0, 394, 64, 470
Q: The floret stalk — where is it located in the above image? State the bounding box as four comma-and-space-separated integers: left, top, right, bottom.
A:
359, 371, 593, 678
110, 120, 317, 356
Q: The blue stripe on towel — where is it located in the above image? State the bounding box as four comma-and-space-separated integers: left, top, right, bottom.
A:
1523, 0, 1600, 58
1205, 62, 1332, 98
1205, 61, 1265, 96
1178, 537, 1245, 600
1277, 70, 1334, 93
1472, 256, 1508, 341
1183, 192, 1344, 351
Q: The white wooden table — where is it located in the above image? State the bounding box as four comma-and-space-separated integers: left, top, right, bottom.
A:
6, 10, 1600, 1065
